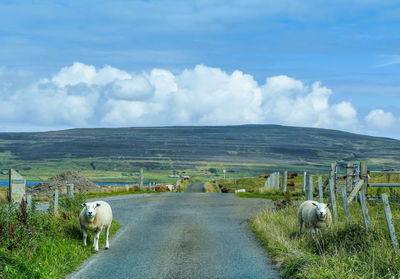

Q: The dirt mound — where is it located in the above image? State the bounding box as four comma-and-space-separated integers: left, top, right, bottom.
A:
27, 171, 100, 198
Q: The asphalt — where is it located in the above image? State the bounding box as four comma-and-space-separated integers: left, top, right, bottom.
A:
185, 182, 205, 192
68, 187, 280, 279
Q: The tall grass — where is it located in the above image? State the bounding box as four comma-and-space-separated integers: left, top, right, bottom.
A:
0, 195, 120, 278
251, 200, 400, 278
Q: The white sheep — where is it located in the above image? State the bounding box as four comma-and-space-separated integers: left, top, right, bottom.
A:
79, 201, 113, 251
297, 200, 332, 236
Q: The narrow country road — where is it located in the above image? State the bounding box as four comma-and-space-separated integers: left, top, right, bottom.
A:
185, 182, 205, 192
68, 187, 280, 279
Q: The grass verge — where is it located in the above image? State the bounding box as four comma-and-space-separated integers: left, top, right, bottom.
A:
250, 201, 400, 278
0, 195, 120, 279
236, 191, 302, 200
204, 182, 218, 193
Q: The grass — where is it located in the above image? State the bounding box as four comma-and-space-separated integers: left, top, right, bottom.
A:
85, 189, 162, 199
204, 182, 218, 193
236, 191, 303, 200
216, 176, 306, 199
0, 195, 120, 279
250, 187, 400, 278
0, 188, 7, 203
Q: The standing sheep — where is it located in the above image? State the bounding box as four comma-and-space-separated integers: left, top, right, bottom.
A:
79, 201, 113, 251
298, 200, 332, 236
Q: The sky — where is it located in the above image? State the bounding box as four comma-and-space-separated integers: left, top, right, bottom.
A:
0, 0, 399, 139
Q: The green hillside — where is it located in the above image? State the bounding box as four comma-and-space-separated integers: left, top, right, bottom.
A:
0, 125, 399, 181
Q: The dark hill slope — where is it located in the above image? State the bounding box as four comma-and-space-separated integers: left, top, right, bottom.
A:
0, 125, 399, 170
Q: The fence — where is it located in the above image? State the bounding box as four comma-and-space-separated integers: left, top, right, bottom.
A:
263, 162, 400, 251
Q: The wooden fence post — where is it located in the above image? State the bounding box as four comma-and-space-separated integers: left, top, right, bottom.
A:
140, 168, 144, 188
276, 172, 280, 190
66, 183, 74, 198
308, 174, 313, 200
303, 171, 307, 192
346, 162, 354, 194
382, 193, 399, 251
340, 186, 351, 222
360, 161, 368, 197
282, 171, 287, 193
329, 163, 338, 223
318, 176, 323, 203
54, 189, 59, 215
358, 190, 370, 230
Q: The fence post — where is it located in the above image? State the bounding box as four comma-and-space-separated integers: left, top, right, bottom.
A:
346, 162, 354, 194
27, 194, 32, 211
329, 163, 338, 223
282, 171, 287, 193
276, 172, 280, 190
382, 193, 399, 251
66, 183, 74, 198
318, 176, 323, 203
340, 186, 351, 222
54, 189, 59, 215
140, 168, 144, 188
303, 171, 307, 192
360, 161, 368, 197
308, 174, 313, 200
358, 190, 370, 230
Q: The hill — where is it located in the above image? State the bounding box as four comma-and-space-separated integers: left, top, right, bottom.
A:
0, 125, 399, 180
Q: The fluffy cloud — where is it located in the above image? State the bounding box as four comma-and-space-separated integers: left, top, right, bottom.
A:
0, 62, 389, 137
365, 109, 398, 130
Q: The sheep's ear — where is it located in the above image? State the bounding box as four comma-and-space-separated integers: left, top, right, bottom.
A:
326, 203, 331, 207
311, 202, 318, 206
81, 203, 86, 207
96, 203, 101, 207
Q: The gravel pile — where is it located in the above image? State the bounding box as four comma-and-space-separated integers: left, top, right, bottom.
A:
27, 171, 100, 198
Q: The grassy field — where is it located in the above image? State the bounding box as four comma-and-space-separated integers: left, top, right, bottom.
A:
1, 125, 400, 183
250, 173, 400, 278
0, 195, 120, 279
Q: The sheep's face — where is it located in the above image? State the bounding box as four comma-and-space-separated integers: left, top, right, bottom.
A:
313, 202, 330, 219
82, 202, 101, 219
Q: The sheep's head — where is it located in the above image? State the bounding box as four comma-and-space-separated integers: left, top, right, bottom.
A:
82, 202, 101, 219
312, 202, 330, 219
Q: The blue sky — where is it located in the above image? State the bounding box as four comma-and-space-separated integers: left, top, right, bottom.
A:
0, 0, 399, 138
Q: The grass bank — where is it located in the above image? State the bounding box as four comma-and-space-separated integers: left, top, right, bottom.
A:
251, 199, 400, 278
216, 177, 305, 199
0, 195, 120, 279
204, 182, 218, 193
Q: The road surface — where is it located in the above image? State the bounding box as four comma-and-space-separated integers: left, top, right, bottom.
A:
68, 189, 279, 279
185, 182, 205, 192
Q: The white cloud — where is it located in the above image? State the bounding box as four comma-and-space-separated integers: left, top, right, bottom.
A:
1, 62, 397, 138
52, 62, 131, 87
365, 109, 398, 130
378, 55, 400, 67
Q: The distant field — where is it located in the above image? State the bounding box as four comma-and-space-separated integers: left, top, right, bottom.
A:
1, 125, 400, 181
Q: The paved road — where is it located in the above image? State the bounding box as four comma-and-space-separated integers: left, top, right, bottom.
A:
68, 192, 280, 279
185, 182, 205, 192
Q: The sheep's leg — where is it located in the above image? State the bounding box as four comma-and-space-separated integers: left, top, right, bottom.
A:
82, 228, 87, 246
105, 225, 110, 249
94, 229, 101, 251
298, 217, 303, 235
